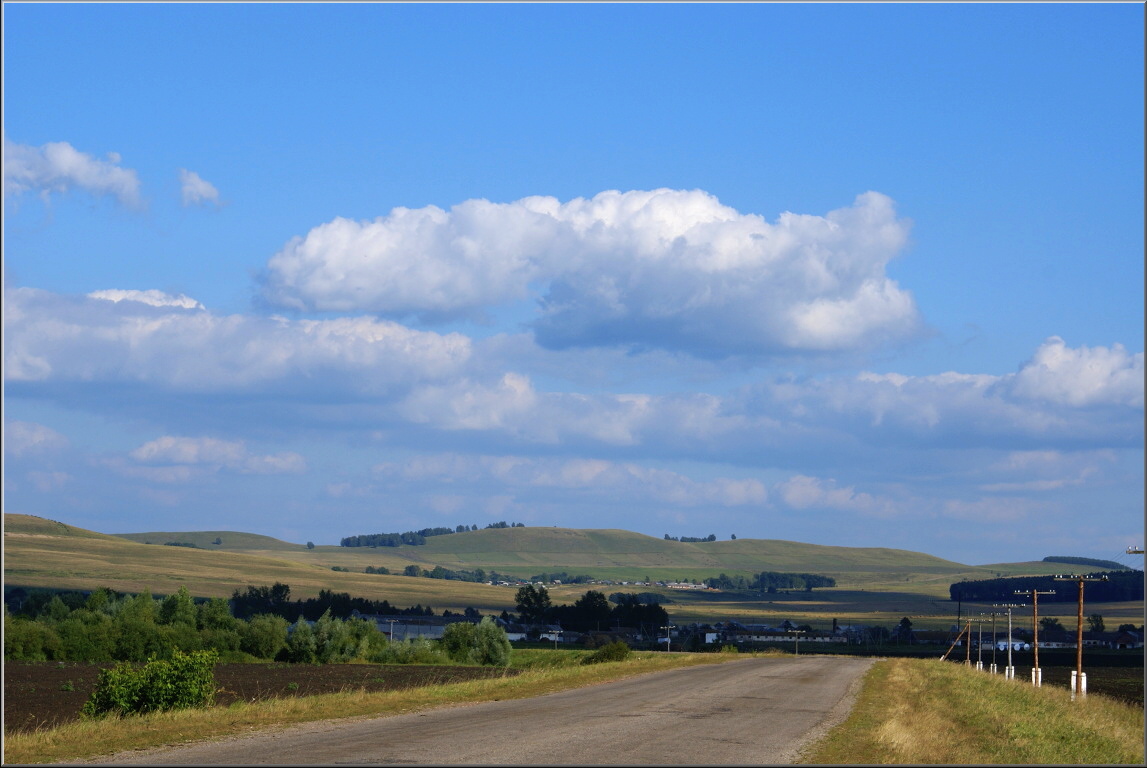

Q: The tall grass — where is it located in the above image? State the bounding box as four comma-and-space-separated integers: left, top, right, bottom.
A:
800, 657, 1144, 764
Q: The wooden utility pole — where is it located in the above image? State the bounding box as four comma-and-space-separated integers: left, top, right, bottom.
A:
1016, 588, 1055, 686
1054, 574, 1108, 698
940, 622, 967, 662
964, 620, 972, 665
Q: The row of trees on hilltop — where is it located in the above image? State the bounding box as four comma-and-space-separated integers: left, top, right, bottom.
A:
950, 571, 1144, 603
664, 534, 717, 542
340, 522, 526, 547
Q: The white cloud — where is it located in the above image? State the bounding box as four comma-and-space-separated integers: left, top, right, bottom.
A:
372, 453, 767, 508
977, 449, 1109, 492
129, 435, 306, 476
4, 287, 471, 392
260, 189, 922, 357
88, 289, 205, 310
775, 474, 898, 517
3, 136, 142, 207
179, 168, 221, 207
4, 421, 69, 456
1008, 336, 1143, 408
763, 338, 1143, 449
4, 287, 1141, 460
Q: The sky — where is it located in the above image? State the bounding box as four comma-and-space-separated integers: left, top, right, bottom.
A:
2, 3, 1143, 567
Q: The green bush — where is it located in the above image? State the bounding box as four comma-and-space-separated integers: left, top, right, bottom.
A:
81, 650, 218, 717
439, 617, 512, 666
582, 640, 631, 664
370, 637, 450, 664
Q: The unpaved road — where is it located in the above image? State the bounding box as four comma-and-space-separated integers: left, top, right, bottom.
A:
80, 656, 874, 765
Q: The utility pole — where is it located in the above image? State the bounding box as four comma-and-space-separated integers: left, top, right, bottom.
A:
661, 625, 672, 652
964, 619, 972, 665
1016, 588, 1055, 686
994, 604, 1023, 679
982, 611, 998, 673
975, 615, 984, 670
1054, 574, 1108, 699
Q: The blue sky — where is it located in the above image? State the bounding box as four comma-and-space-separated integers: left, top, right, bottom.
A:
3, 3, 1143, 567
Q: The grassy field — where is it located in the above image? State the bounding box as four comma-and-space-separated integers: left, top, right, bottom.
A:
3, 650, 1141, 765
5, 513, 1142, 630
801, 656, 1144, 764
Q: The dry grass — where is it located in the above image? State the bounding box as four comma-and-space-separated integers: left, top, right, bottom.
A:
801, 657, 1145, 764
2, 652, 738, 765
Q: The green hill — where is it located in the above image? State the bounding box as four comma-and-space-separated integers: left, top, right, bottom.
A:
6, 513, 1135, 629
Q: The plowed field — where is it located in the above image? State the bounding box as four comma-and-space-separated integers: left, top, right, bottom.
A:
4, 662, 519, 734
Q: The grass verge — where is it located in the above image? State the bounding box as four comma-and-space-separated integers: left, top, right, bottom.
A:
800, 657, 1145, 765
2, 651, 739, 764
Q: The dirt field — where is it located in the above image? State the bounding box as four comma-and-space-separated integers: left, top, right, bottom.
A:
4, 662, 520, 734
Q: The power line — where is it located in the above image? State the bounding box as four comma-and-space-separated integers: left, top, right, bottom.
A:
1053, 574, 1108, 699
1015, 588, 1055, 686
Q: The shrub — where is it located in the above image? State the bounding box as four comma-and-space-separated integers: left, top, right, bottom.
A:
439, 618, 512, 666
81, 650, 218, 717
582, 640, 631, 664
370, 637, 450, 665
240, 614, 289, 660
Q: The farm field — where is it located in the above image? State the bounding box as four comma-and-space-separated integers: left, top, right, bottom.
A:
4, 662, 519, 735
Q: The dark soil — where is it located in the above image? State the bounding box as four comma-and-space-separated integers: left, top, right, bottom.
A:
4, 662, 520, 734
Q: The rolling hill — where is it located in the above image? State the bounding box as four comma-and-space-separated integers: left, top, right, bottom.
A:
5, 513, 1129, 629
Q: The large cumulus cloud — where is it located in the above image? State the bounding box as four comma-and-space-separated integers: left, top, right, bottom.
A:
260, 189, 923, 358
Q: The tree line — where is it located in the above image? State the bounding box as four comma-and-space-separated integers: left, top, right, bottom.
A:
949, 571, 1144, 603
1042, 556, 1130, 571
5, 585, 510, 667
704, 571, 837, 592
529, 571, 595, 584
4, 585, 387, 663
513, 585, 669, 633
664, 534, 717, 542
340, 522, 527, 548
229, 583, 435, 621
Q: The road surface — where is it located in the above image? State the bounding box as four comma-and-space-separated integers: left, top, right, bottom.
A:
79, 655, 874, 765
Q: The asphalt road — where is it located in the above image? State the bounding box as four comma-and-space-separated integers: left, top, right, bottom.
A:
81, 655, 874, 765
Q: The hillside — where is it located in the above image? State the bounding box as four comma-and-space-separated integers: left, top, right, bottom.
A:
6, 513, 1131, 629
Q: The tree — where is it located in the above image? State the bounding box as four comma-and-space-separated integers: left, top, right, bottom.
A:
284, 615, 316, 663
403, 565, 423, 578
306, 541, 315, 550
514, 584, 552, 624
1088, 614, 1105, 633
1039, 617, 1063, 633
159, 586, 197, 628
566, 590, 611, 632
240, 614, 288, 659
894, 617, 913, 644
